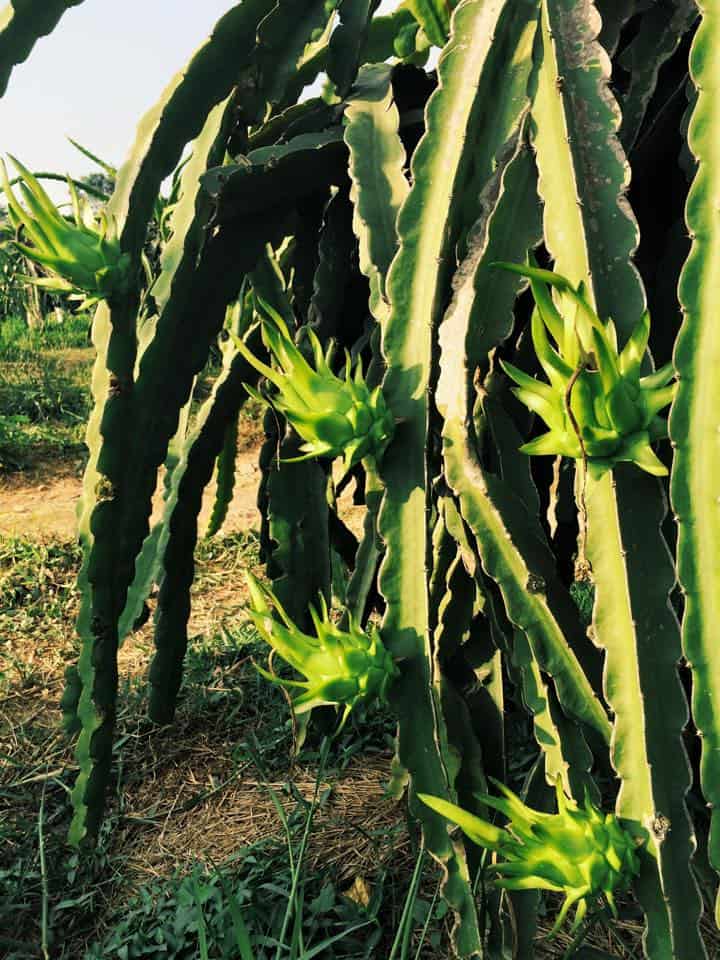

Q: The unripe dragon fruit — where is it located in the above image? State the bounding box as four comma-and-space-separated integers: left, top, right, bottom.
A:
420, 776, 642, 936
234, 299, 395, 474
494, 258, 675, 477
1, 156, 131, 306
245, 573, 398, 727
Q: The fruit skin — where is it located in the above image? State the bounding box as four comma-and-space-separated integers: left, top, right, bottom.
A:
234, 297, 395, 475
245, 572, 399, 727
493, 258, 675, 478
1, 156, 131, 307
420, 776, 643, 937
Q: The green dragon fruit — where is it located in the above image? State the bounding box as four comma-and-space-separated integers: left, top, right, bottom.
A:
420, 776, 642, 936
234, 299, 395, 474
245, 572, 398, 726
493, 259, 675, 477
1, 155, 131, 306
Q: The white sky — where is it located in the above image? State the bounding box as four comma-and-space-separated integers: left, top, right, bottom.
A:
0, 0, 401, 198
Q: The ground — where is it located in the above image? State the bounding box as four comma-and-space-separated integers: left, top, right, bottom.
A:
0, 443, 263, 541
0, 344, 425, 959
1, 342, 718, 959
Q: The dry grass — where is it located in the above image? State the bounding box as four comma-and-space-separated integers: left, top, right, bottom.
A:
116, 754, 402, 888
0, 529, 410, 956
2, 478, 720, 958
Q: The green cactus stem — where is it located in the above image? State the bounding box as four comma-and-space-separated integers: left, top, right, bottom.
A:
403, 0, 453, 48
245, 572, 398, 727
235, 299, 395, 474
421, 777, 643, 937
0, 0, 87, 97
0, 156, 131, 305
494, 259, 675, 477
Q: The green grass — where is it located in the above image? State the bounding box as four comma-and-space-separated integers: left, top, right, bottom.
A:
82, 849, 377, 960
79, 802, 438, 960
0, 411, 87, 471
0, 312, 92, 358
0, 314, 265, 472
4, 527, 715, 958
0, 531, 612, 960
0, 311, 94, 471
0, 530, 431, 960
0, 359, 88, 421
0, 536, 81, 687
80, 729, 401, 960
1, 343, 687, 960
0, 345, 92, 471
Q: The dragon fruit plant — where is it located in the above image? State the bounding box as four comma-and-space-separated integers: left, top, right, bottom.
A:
5, 0, 718, 956
235, 299, 395, 474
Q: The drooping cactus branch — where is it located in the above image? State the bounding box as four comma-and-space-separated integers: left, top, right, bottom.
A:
4, 0, 718, 955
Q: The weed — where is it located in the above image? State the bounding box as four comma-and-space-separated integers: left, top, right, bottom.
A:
0, 361, 88, 422
0, 536, 81, 688
82, 820, 397, 960
0, 530, 406, 958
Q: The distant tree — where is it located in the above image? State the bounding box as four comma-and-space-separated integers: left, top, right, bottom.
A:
79, 171, 116, 209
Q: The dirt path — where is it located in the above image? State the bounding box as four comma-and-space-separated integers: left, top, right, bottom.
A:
0, 446, 265, 540
0, 446, 364, 541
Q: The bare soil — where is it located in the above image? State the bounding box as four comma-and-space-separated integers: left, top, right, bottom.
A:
0, 445, 264, 541
0, 436, 365, 543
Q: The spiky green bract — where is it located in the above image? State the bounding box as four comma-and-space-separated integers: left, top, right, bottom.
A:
1, 156, 131, 305
494, 260, 675, 478
245, 572, 398, 726
421, 778, 642, 937
235, 302, 395, 474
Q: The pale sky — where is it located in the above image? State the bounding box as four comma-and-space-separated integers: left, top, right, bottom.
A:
0, 0, 400, 195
